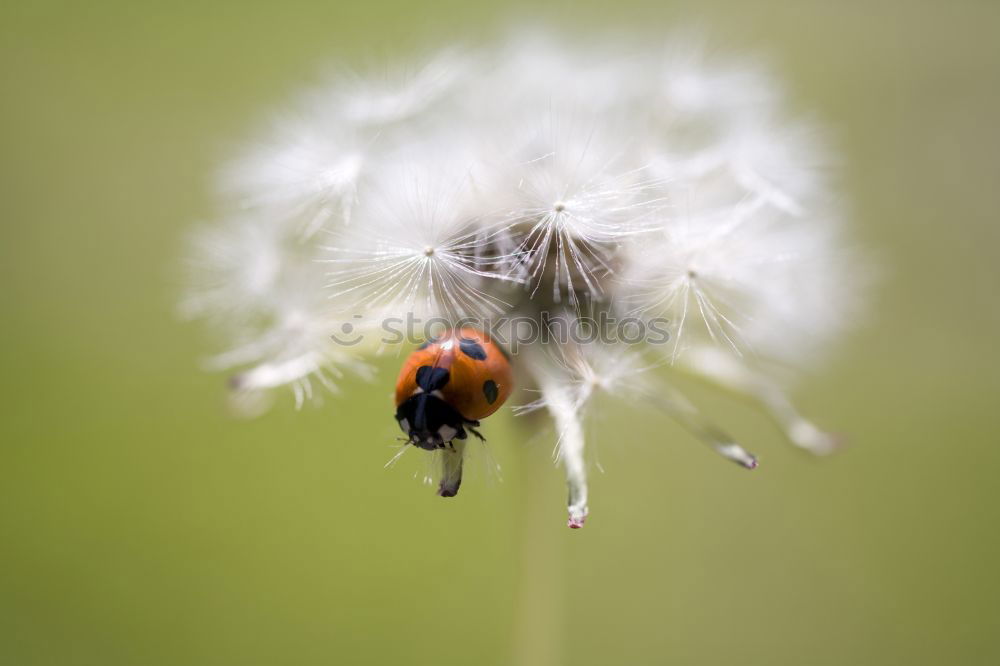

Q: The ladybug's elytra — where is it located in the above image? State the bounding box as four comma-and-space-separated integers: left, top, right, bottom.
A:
394, 327, 513, 452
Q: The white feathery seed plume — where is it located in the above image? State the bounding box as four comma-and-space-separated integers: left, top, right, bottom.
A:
320, 165, 516, 322
181, 29, 865, 527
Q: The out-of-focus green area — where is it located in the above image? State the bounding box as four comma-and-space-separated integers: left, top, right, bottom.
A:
2, 2, 999, 665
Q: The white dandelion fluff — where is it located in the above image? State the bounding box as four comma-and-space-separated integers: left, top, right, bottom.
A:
485, 109, 668, 307
320, 165, 516, 322
182, 29, 865, 527
219, 120, 366, 238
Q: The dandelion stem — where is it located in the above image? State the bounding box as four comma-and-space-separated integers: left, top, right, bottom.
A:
511, 432, 565, 666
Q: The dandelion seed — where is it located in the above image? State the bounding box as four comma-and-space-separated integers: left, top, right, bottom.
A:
219, 122, 366, 238
519, 337, 759, 524
483, 111, 667, 308
320, 166, 517, 322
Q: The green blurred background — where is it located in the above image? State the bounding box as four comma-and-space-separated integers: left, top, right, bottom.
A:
3, 1, 999, 664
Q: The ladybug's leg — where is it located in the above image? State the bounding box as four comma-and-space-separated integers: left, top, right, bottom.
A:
466, 423, 486, 442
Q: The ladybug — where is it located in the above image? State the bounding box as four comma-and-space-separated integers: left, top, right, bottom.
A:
394, 327, 513, 452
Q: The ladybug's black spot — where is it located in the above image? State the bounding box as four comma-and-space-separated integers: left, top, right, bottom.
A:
459, 337, 487, 361
416, 366, 450, 392
483, 379, 499, 405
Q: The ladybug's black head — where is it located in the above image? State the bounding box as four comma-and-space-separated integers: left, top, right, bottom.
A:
395, 392, 469, 451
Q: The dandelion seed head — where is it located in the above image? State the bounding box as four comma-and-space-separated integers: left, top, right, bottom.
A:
183, 29, 867, 525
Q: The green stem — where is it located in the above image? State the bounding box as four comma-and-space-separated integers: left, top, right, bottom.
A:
511, 438, 564, 666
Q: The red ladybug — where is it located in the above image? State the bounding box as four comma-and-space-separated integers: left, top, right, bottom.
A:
394, 327, 513, 451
